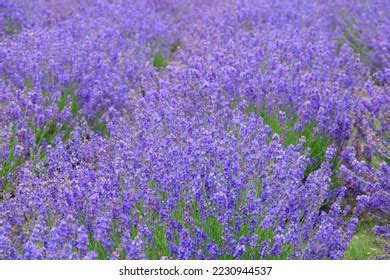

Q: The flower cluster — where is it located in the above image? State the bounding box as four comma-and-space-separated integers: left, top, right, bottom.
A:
0, 0, 389, 259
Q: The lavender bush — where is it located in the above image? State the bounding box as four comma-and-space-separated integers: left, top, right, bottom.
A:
0, 0, 389, 260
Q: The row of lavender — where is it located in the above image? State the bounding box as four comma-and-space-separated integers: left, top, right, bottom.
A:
0, 0, 389, 259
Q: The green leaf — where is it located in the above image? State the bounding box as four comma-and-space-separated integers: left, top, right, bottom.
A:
153, 51, 168, 71
57, 92, 68, 112
204, 216, 223, 248
153, 225, 170, 257
71, 94, 79, 117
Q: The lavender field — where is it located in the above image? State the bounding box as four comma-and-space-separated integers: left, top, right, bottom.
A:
0, 0, 389, 260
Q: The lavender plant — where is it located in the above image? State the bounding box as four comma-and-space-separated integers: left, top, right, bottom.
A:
0, 0, 389, 259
